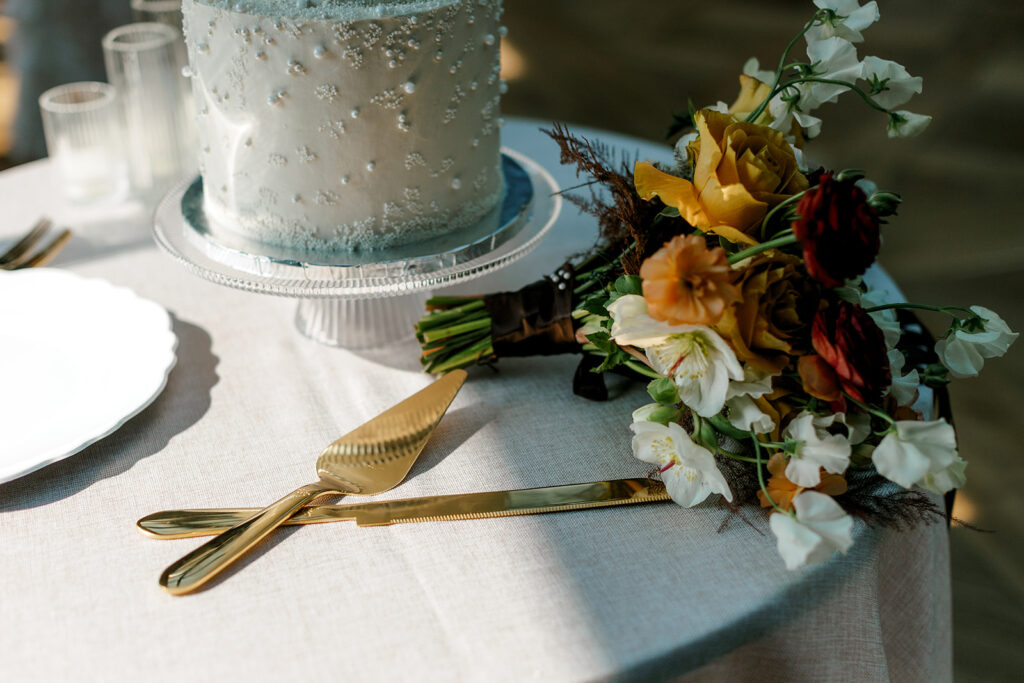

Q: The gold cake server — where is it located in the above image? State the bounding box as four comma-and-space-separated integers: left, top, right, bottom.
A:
138, 478, 671, 539
156, 369, 467, 595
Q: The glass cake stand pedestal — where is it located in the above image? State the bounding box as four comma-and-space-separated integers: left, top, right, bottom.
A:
153, 149, 561, 348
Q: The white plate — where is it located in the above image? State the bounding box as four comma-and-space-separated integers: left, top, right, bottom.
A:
0, 269, 177, 484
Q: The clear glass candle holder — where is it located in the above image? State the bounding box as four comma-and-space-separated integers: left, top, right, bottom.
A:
103, 22, 196, 194
130, 0, 183, 29
38, 82, 130, 204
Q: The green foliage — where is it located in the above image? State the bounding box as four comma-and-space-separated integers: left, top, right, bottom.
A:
614, 274, 643, 296
586, 331, 633, 373
647, 377, 679, 405
645, 405, 683, 425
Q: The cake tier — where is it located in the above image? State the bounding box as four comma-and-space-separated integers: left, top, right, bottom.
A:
182, 0, 505, 251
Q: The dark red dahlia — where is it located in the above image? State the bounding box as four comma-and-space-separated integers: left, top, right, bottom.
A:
811, 300, 891, 404
792, 174, 881, 288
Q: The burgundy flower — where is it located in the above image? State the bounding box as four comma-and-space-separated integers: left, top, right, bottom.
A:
811, 301, 891, 404
792, 174, 881, 288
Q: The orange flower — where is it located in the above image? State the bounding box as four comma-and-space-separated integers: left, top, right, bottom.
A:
757, 452, 848, 511
639, 234, 740, 326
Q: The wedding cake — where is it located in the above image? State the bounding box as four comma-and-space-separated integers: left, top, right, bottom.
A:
181, 0, 505, 251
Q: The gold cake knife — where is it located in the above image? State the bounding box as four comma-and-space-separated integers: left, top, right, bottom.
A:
138, 478, 671, 539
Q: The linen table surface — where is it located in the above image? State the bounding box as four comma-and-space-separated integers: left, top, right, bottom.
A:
0, 120, 951, 682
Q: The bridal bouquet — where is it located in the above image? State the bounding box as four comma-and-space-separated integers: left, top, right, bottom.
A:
416, 1, 1017, 569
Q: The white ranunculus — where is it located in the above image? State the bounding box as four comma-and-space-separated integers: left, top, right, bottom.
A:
861, 56, 923, 109
808, 0, 880, 43
887, 348, 920, 407
935, 305, 1018, 379
630, 421, 733, 507
769, 491, 855, 570
782, 411, 852, 487
872, 419, 960, 491
887, 110, 932, 138
608, 295, 743, 417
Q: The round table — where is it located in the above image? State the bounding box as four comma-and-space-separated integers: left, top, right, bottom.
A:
0, 119, 951, 681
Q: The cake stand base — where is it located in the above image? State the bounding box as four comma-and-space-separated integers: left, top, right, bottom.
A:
154, 149, 561, 349
295, 291, 428, 348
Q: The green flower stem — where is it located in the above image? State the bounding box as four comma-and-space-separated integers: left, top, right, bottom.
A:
862, 302, 973, 319
625, 360, 662, 379
429, 338, 493, 373
420, 317, 491, 344
753, 436, 789, 515
843, 393, 895, 425
745, 14, 821, 123
788, 76, 890, 114
758, 187, 815, 241
416, 300, 487, 331
727, 232, 798, 264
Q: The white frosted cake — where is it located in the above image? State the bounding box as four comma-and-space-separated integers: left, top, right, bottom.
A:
181, 0, 505, 251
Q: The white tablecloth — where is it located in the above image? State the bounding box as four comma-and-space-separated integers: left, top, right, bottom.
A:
0, 119, 951, 681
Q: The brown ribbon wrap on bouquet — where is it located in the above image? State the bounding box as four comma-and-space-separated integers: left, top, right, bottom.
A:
481, 262, 614, 401
483, 263, 578, 357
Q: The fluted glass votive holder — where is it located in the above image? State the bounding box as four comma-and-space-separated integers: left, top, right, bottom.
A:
38, 82, 130, 204
103, 22, 196, 194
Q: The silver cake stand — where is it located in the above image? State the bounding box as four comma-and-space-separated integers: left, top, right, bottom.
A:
153, 149, 561, 348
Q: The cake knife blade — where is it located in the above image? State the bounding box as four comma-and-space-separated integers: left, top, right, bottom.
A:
137, 478, 671, 539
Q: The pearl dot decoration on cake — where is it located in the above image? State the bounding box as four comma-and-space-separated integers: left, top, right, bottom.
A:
182, 0, 506, 251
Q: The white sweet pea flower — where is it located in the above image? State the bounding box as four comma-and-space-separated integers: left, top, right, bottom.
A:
726, 365, 776, 400
872, 419, 961, 492
769, 491, 855, 570
802, 37, 864, 106
920, 457, 967, 496
887, 110, 932, 138
843, 410, 872, 445
935, 305, 1018, 379
782, 411, 852, 487
724, 366, 777, 434
630, 421, 733, 507
808, 1, 880, 43
887, 348, 920, 407
861, 56, 923, 109
608, 295, 743, 417
767, 86, 824, 139
767, 37, 861, 138
861, 287, 902, 349
742, 57, 776, 86
725, 395, 775, 434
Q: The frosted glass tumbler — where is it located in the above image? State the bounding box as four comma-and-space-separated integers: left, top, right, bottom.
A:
103, 22, 196, 193
38, 82, 129, 203
130, 0, 183, 30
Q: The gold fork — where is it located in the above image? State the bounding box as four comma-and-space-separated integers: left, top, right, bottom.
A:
0, 218, 72, 270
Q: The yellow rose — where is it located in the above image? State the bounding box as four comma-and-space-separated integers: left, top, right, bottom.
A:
712, 250, 815, 374
634, 109, 808, 238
